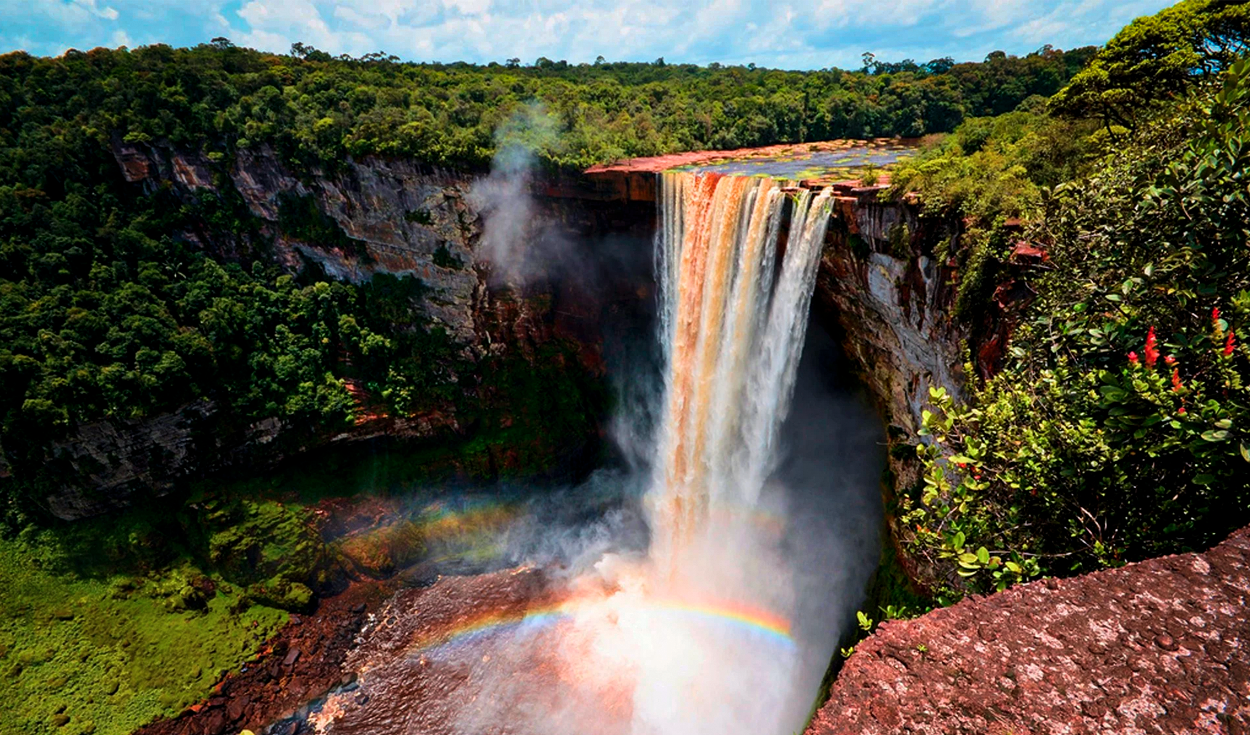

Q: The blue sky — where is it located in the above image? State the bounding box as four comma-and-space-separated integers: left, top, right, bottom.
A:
2, 0, 1174, 70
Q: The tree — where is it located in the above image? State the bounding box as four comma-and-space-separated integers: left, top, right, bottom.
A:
1052, 0, 1250, 127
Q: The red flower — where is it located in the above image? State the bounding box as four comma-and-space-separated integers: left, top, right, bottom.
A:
1213, 307, 1221, 324
1171, 368, 1184, 393
1128, 351, 1139, 366
1225, 331, 1236, 357
1144, 327, 1160, 370
1164, 355, 1177, 366
1178, 406, 1187, 416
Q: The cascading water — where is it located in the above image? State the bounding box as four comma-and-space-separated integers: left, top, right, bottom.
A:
652, 172, 833, 574
311, 170, 878, 735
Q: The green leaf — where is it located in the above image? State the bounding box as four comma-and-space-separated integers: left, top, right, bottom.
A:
1099, 385, 1127, 401
1201, 430, 1229, 442
952, 531, 966, 550
1194, 474, 1217, 485
1241, 443, 1250, 462
976, 546, 991, 565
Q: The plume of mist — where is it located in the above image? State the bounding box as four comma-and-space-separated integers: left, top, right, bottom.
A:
468, 103, 570, 286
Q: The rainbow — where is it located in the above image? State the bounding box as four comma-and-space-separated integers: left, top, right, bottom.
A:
648, 597, 793, 648
409, 597, 795, 654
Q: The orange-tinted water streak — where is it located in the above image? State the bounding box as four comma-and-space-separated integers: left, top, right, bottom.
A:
663, 172, 721, 555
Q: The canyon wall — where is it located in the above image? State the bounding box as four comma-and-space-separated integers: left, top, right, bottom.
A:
26, 149, 991, 541
815, 191, 964, 506
27, 145, 652, 520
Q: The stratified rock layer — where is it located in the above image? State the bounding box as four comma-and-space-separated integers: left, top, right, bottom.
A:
808, 527, 1250, 735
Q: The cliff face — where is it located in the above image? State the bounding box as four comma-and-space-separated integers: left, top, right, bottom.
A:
117, 142, 486, 341
34, 144, 651, 520
807, 525, 1250, 735
816, 192, 964, 502
38, 148, 980, 536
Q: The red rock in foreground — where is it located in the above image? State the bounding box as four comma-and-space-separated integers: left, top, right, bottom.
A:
808, 527, 1250, 735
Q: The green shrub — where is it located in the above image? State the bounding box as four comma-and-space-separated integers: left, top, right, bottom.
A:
901, 60, 1250, 598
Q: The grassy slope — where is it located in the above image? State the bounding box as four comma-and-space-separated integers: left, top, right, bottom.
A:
0, 537, 287, 735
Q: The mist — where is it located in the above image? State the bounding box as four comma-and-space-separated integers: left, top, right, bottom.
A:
467, 103, 571, 287
309, 322, 882, 735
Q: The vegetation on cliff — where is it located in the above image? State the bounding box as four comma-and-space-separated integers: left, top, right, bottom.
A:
0, 498, 302, 735
889, 0, 1250, 598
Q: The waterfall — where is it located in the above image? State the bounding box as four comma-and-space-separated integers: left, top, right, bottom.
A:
312, 168, 875, 735
651, 170, 833, 572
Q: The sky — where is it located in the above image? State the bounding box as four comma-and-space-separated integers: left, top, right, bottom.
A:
1, 0, 1175, 70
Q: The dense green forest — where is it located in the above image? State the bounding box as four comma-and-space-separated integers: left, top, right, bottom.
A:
0, 40, 1093, 173
888, 0, 1250, 599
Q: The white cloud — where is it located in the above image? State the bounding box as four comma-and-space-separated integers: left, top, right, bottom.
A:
445, 0, 492, 15
233, 0, 374, 56
12, 0, 120, 25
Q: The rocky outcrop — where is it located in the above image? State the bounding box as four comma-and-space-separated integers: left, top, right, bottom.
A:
116, 141, 484, 341
43, 400, 218, 520
807, 526, 1250, 735
42, 399, 462, 520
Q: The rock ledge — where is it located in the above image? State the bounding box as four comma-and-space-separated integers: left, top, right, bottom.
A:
809, 527, 1250, 735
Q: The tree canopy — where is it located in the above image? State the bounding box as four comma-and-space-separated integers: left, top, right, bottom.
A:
1052, 0, 1250, 127
0, 42, 1095, 174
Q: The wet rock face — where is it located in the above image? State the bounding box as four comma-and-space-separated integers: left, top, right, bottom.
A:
322, 569, 574, 735
815, 195, 964, 515
807, 526, 1250, 735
